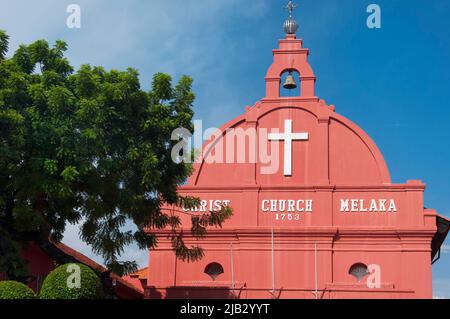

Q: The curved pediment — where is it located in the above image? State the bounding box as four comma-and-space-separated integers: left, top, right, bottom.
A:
189, 100, 391, 187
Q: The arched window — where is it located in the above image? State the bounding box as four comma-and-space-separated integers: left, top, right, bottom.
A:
349, 263, 369, 282
204, 262, 224, 281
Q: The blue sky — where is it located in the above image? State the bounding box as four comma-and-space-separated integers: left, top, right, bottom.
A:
0, 0, 449, 297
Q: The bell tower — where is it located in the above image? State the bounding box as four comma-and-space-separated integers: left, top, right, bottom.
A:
265, 0, 317, 99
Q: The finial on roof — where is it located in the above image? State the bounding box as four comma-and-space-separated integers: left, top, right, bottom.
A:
283, 1, 299, 35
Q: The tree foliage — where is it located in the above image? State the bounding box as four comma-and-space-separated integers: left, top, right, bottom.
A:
0, 30, 232, 278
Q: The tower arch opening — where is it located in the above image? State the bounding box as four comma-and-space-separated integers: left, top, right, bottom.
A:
280, 69, 301, 97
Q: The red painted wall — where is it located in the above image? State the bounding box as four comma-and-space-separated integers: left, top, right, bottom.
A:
0, 243, 57, 292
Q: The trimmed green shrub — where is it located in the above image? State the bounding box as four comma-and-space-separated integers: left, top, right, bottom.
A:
0, 281, 36, 299
39, 263, 103, 299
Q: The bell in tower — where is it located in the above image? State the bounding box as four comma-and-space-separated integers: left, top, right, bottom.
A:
283, 71, 297, 90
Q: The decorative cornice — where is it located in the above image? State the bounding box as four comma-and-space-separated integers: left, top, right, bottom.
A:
178, 184, 424, 192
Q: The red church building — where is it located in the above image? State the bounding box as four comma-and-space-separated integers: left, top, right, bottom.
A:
134, 2, 450, 299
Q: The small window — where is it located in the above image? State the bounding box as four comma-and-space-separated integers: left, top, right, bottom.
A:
349, 263, 369, 282
204, 263, 224, 281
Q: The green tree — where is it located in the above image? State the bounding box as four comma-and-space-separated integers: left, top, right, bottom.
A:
0, 30, 232, 279
39, 263, 103, 299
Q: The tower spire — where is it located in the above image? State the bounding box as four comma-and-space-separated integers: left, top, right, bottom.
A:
283, 0, 299, 35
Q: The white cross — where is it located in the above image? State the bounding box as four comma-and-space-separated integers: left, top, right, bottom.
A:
268, 119, 309, 176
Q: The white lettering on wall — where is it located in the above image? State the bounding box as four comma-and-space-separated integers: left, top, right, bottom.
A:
341, 199, 350, 212
261, 199, 313, 213
183, 200, 231, 213
340, 199, 397, 213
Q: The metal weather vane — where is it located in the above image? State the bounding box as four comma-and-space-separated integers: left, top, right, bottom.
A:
285, 0, 297, 19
